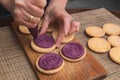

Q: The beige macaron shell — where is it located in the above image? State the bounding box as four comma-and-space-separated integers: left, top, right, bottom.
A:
52, 30, 74, 43
19, 25, 31, 34
109, 47, 120, 64
88, 38, 111, 53
85, 26, 105, 37
31, 40, 56, 53
108, 36, 120, 47
47, 25, 58, 32
103, 23, 120, 35
38, 19, 42, 29
36, 55, 64, 74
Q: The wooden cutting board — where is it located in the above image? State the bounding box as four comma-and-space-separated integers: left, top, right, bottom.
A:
12, 22, 107, 80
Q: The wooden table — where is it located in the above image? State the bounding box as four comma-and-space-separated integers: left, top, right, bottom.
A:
0, 9, 120, 80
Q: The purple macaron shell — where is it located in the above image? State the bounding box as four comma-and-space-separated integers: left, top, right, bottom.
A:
38, 53, 63, 70
34, 34, 55, 48
62, 42, 85, 59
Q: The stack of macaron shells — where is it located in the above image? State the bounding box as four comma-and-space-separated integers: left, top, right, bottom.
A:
85, 23, 120, 64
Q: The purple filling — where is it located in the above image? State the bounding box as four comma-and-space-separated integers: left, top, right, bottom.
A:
62, 42, 85, 59
38, 53, 63, 70
34, 34, 55, 48
29, 24, 39, 39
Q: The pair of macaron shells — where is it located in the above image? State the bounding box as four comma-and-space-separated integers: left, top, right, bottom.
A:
85, 23, 120, 37
34, 34, 86, 74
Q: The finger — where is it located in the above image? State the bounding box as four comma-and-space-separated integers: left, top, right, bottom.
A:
14, 15, 36, 28
25, 3, 44, 17
63, 17, 71, 35
31, 0, 47, 8
56, 26, 65, 47
23, 9, 40, 26
13, 8, 39, 28
69, 20, 80, 34
15, 0, 44, 18
39, 17, 50, 35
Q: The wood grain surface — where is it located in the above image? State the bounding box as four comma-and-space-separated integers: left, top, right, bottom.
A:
12, 22, 107, 80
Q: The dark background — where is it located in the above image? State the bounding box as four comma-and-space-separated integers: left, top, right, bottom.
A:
67, 0, 120, 10
0, 0, 120, 16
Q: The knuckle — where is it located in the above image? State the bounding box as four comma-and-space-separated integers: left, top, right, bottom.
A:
13, 8, 20, 15
61, 14, 69, 21
13, 9, 22, 20
15, 0, 24, 6
14, 0, 27, 8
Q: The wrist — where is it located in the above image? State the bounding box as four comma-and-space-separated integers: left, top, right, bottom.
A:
0, 0, 14, 12
49, 0, 67, 9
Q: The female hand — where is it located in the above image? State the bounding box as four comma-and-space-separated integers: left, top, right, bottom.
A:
39, 1, 80, 47
0, 0, 46, 28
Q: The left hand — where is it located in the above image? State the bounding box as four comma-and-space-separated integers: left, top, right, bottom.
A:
39, 3, 80, 47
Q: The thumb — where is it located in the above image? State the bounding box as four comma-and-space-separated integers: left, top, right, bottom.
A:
69, 20, 80, 34
39, 17, 50, 35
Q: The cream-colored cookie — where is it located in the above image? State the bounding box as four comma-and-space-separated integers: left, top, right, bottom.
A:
59, 44, 86, 62
19, 25, 30, 34
36, 54, 64, 74
109, 47, 120, 64
47, 25, 58, 32
88, 38, 111, 53
85, 26, 105, 37
31, 40, 56, 53
108, 36, 120, 47
103, 23, 120, 35
38, 19, 43, 29
52, 30, 74, 43
38, 19, 58, 32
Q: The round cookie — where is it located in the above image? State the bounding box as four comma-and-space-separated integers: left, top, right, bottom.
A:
36, 53, 64, 74
109, 47, 120, 64
38, 19, 58, 32
31, 34, 56, 53
103, 23, 120, 35
47, 25, 58, 32
19, 25, 30, 34
52, 30, 74, 43
85, 26, 105, 37
108, 36, 120, 47
60, 42, 86, 62
38, 19, 43, 29
88, 38, 111, 53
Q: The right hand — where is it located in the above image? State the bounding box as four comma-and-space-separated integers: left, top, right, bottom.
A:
39, 5, 80, 47
0, 0, 46, 28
